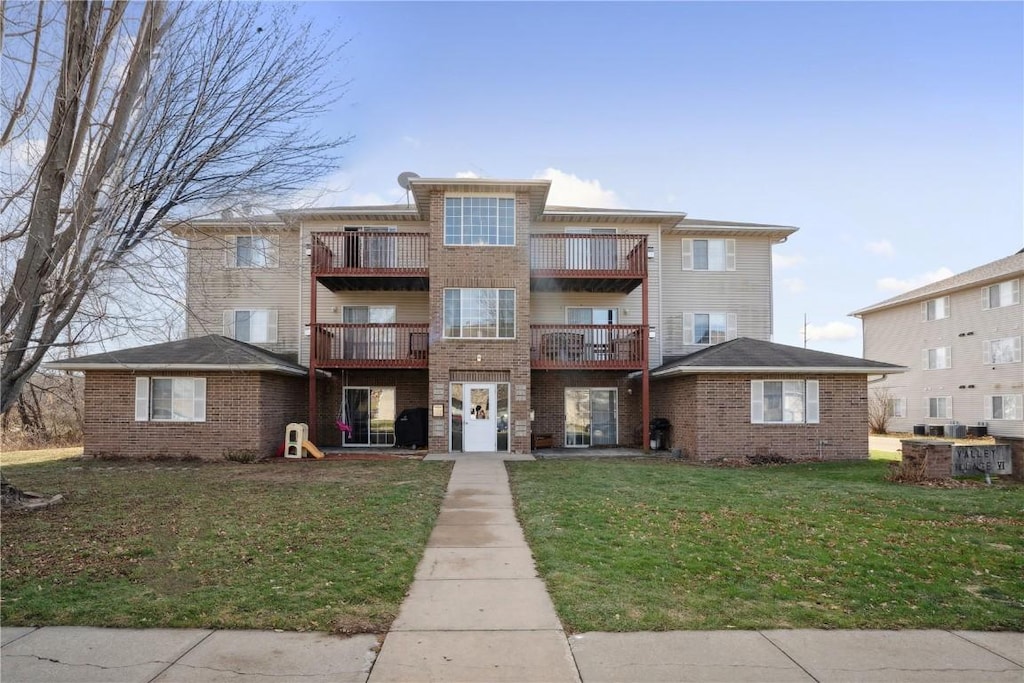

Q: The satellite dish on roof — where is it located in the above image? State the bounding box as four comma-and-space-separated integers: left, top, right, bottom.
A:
397, 171, 420, 190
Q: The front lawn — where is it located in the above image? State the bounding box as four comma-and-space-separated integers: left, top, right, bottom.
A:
1, 458, 451, 632
509, 459, 1023, 632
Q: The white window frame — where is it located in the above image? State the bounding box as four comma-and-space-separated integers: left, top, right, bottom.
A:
983, 336, 1022, 365
223, 309, 278, 344
886, 397, 907, 418
442, 288, 516, 339
923, 346, 951, 370
985, 394, 1022, 421
750, 380, 819, 424
982, 279, 1020, 310
681, 238, 736, 271
925, 396, 952, 419
922, 296, 950, 321
443, 195, 516, 246
226, 235, 279, 269
135, 377, 206, 422
683, 312, 737, 345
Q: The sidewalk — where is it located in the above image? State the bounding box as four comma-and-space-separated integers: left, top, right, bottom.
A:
3, 453, 1022, 682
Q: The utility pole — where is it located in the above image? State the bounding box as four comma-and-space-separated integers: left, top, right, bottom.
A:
803, 313, 808, 348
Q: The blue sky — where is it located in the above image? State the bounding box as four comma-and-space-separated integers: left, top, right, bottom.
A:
294, 1, 1023, 359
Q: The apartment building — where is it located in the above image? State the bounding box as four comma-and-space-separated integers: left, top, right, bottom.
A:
52, 175, 903, 460
852, 250, 1024, 438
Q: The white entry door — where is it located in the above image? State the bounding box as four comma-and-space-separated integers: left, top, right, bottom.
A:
463, 383, 497, 452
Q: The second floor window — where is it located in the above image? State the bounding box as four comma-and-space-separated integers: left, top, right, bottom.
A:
443, 288, 515, 339
984, 337, 1022, 365
924, 346, 951, 370
682, 238, 736, 271
683, 312, 737, 345
922, 296, 949, 321
982, 279, 1020, 310
444, 197, 515, 246
230, 235, 278, 268
224, 309, 278, 343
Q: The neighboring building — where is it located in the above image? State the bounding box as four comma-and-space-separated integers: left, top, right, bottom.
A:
851, 251, 1024, 438
50, 175, 903, 460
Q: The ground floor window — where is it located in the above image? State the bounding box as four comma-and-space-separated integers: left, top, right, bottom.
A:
986, 394, 1022, 420
565, 388, 618, 447
750, 380, 819, 424
135, 377, 206, 422
886, 397, 907, 418
926, 396, 952, 419
341, 387, 396, 446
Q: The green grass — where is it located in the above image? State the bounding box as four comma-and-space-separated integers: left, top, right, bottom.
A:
869, 449, 901, 461
1, 458, 451, 633
509, 459, 1024, 632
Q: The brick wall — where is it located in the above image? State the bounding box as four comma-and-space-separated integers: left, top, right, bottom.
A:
83, 370, 306, 460
530, 371, 642, 447
651, 373, 869, 461
898, 440, 953, 479
427, 190, 533, 453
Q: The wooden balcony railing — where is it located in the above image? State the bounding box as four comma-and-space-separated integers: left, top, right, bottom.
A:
530, 324, 645, 369
530, 234, 647, 277
311, 232, 429, 275
313, 323, 429, 368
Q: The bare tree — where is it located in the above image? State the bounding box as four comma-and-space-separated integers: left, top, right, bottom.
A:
1, 0, 350, 414
867, 386, 894, 435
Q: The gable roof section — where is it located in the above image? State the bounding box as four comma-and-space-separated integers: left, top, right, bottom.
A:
46, 335, 308, 376
652, 337, 905, 377
850, 251, 1024, 317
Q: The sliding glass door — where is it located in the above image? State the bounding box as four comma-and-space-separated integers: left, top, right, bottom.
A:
342, 387, 396, 446
564, 388, 618, 447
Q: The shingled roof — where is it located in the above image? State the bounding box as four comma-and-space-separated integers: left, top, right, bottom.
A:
850, 250, 1024, 317
652, 338, 905, 377
46, 335, 307, 376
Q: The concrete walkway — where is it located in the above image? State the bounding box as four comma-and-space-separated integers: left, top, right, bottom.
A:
3, 454, 1023, 682
368, 454, 580, 682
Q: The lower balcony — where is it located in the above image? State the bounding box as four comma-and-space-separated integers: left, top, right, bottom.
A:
313, 323, 429, 368
530, 324, 645, 370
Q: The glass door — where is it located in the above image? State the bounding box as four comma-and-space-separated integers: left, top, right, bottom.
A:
342, 387, 396, 446
564, 388, 618, 447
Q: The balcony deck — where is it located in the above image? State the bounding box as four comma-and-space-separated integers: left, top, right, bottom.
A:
530, 234, 647, 293
313, 323, 429, 368
530, 324, 646, 370
311, 232, 429, 291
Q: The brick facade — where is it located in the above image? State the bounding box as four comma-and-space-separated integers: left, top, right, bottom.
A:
315, 370, 429, 446
530, 371, 642, 447
651, 373, 869, 461
83, 370, 306, 460
426, 190, 533, 453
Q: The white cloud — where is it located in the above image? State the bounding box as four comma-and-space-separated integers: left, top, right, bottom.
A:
803, 321, 858, 342
782, 277, 805, 294
773, 252, 806, 269
865, 239, 895, 258
285, 170, 403, 208
455, 170, 480, 179
876, 267, 954, 294
532, 168, 622, 208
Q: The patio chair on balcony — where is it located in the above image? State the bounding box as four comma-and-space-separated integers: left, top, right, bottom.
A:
541, 332, 585, 362
409, 331, 428, 360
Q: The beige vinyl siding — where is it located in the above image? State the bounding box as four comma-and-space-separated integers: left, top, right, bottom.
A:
298, 220, 430, 365
862, 276, 1023, 437
660, 236, 773, 358
185, 228, 301, 359
529, 292, 638, 324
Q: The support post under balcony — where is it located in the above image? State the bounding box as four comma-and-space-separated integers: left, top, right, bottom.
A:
641, 237, 650, 453
308, 269, 318, 444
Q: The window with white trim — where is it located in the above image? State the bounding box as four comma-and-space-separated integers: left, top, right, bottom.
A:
444, 197, 515, 246
223, 309, 278, 343
982, 279, 1020, 310
923, 346, 951, 370
443, 288, 515, 339
750, 380, 819, 424
922, 296, 949, 321
683, 312, 737, 345
985, 394, 1022, 421
886, 397, 907, 418
135, 377, 206, 422
925, 396, 951, 419
681, 238, 736, 271
983, 336, 1022, 365
228, 235, 278, 268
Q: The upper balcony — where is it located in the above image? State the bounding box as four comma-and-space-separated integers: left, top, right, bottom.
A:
312, 323, 429, 369
530, 324, 646, 370
311, 232, 429, 291
530, 234, 647, 293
